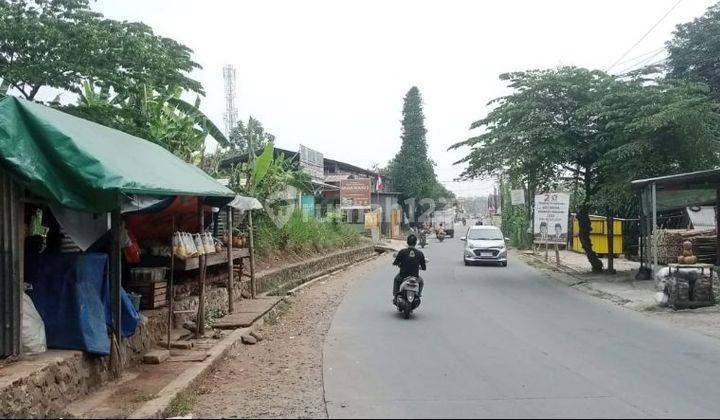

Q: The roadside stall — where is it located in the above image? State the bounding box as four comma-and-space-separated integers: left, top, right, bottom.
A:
0, 96, 247, 372
631, 169, 720, 308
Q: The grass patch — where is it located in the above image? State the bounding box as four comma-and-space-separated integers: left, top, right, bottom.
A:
167, 390, 197, 418
254, 210, 364, 257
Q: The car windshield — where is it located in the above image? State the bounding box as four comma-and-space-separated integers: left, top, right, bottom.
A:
468, 229, 503, 241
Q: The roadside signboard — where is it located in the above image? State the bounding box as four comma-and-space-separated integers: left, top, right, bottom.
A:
299, 144, 324, 181
511, 189, 525, 205
340, 178, 372, 209
533, 193, 570, 245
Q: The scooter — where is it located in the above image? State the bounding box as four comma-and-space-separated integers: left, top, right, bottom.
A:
437, 230, 446, 242
394, 276, 422, 319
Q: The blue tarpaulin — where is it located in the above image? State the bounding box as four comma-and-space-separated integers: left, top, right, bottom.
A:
26, 253, 140, 355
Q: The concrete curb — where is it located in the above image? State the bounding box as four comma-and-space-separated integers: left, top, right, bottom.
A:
285, 252, 384, 297
128, 249, 387, 419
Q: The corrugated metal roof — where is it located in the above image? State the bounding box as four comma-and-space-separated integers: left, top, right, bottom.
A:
687, 206, 716, 229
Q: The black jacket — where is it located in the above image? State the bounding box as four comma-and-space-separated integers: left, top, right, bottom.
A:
393, 247, 426, 278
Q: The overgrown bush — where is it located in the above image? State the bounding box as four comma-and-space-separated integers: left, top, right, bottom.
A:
254, 210, 363, 256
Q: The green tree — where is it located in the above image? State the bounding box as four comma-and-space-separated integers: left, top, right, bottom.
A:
389, 86, 453, 220
0, 0, 201, 101
452, 68, 615, 271
453, 67, 720, 272
667, 1, 720, 97
228, 117, 276, 155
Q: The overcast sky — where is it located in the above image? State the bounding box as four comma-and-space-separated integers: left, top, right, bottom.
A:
94, 0, 716, 197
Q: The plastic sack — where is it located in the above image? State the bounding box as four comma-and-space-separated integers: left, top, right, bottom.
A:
22, 293, 47, 354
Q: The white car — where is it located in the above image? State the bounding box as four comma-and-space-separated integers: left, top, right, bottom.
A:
461, 225, 508, 267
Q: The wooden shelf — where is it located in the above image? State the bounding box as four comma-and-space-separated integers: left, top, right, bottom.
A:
140, 248, 250, 272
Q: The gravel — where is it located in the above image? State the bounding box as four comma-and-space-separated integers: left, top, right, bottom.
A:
192, 254, 387, 419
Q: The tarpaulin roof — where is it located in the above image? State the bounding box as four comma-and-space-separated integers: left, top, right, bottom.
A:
0, 96, 235, 213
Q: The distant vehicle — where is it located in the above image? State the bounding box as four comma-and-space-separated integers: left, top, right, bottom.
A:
437, 229, 446, 242
432, 209, 456, 238
461, 225, 508, 267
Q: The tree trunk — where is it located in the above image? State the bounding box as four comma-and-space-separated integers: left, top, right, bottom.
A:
577, 205, 604, 273
526, 180, 535, 247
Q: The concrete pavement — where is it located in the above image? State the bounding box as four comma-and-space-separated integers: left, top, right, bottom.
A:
323, 229, 720, 418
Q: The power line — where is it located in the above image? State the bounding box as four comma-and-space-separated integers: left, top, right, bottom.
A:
606, 0, 684, 73
616, 50, 668, 74
613, 46, 666, 70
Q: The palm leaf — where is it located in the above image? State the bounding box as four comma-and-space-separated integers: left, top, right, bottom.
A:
167, 97, 229, 147
251, 142, 275, 188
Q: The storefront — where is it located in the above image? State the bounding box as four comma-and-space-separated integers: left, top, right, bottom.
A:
0, 96, 259, 371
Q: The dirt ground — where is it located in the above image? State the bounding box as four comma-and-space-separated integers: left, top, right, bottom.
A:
192, 253, 388, 419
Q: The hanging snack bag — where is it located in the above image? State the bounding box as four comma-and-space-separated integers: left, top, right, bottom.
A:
184, 232, 198, 257
203, 232, 215, 254
193, 233, 206, 255
172, 232, 183, 257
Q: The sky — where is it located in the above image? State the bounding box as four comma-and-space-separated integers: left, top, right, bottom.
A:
92, 0, 717, 197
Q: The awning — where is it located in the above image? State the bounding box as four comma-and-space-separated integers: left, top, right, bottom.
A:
0, 96, 235, 213
312, 180, 340, 191
227, 195, 263, 211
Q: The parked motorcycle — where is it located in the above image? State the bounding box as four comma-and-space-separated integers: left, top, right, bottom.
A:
394, 276, 422, 319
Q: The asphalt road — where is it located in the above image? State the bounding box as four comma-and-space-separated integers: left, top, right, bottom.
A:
323, 226, 720, 418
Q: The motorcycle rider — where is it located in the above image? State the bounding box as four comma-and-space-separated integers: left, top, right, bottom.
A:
393, 234, 426, 300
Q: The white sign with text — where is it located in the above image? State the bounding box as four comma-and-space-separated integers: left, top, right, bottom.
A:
533, 193, 570, 245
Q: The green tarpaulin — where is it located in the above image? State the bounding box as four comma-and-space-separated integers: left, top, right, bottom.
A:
0, 96, 235, 213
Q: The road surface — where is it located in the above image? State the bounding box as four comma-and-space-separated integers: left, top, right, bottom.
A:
323, 227, 720, 418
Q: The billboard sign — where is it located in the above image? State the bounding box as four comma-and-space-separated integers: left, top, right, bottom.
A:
533, 193, 570, 245
299, 144, 324, 181
340, 178, 372, 209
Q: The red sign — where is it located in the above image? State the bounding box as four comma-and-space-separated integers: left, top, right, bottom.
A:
340, 178, 372, 209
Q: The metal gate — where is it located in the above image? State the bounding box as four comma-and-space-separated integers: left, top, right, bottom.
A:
0, 167, 21, 357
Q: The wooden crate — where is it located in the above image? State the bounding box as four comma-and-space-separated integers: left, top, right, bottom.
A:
126, 280, 167, 310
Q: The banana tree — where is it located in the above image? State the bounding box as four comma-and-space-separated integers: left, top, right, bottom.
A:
63, 82, 229, 162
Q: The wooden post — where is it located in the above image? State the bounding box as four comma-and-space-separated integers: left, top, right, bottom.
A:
110, 208, 123, 373
167, 216, 175, 351
555, 242, 560, 267
544, 240, 549, 262
248, 209, 257, 299
607, 212, 616, 274
196, 201, 206, 337
651, 183, 658, 275
226, 208, 234, 314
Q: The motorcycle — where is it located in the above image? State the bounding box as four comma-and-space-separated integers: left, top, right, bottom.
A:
437, 230, 446, 242
418, 230, 427, 248
394, 276, 422, 319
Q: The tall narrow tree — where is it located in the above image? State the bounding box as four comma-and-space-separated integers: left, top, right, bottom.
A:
389, 87, 450, 220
